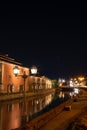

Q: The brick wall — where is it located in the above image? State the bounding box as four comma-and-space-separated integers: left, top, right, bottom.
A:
1, 62, 29, 93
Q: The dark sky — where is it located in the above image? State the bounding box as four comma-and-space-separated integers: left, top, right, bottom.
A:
0, 4, 87, 79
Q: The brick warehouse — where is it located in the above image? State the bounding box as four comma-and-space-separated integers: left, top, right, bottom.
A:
0, 54, 53, 94
0, 54, 29, 93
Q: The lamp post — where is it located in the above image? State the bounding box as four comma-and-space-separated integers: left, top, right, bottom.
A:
13, 65, 37, 128
13, 66, 28, 100
13, 65, 38, 97
13, 66, 28, 128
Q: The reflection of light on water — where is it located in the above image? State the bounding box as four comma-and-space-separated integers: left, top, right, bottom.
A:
59, 91, 65, 98
36, 100, 39, 104
69, 88, 79, 97
30, 94, 53, 115
74, 88, 79, 94
3, 90, 79, 130
69, 92, 74, 97
62, 93, 64, 98
45, 94, 52, 106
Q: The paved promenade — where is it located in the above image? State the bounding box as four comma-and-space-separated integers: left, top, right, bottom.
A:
40, 89, 87, 130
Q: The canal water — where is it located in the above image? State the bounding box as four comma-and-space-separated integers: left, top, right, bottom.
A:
0, 88, 79, 130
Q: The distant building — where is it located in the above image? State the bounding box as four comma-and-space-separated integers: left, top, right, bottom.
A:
29, 75, 52, 92
0, 54, 52, 94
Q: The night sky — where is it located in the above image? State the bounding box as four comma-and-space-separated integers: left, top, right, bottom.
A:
0, 4, 87, 79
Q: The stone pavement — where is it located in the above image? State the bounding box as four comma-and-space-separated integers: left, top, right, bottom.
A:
40, 90, 87, 130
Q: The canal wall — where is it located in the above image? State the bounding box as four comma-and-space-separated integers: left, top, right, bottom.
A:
0, 88, 55, 101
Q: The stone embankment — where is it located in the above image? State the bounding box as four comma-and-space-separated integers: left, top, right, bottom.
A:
67, 89, 87, 130
40, 88, 87, 130
0, 89, 55, 101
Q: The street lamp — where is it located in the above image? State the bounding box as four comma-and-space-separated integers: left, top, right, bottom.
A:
13, 65, 38, 97
13, 66, 28, 99
13, 66, 29, 128
13, 65, 37, 128
30, 66, 38, 75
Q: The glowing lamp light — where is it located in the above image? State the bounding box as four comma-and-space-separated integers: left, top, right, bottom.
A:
31, 66, 37, 74
78, 77, 85, 81
13, 66, 20, 76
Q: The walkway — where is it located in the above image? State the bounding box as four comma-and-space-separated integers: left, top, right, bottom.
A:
40, 90, 87, 130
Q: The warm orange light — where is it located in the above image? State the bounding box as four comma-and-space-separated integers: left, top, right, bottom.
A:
59, 83, 62, 87
74, 78, 77, 80
13, 66, 20, 76
78, 76, 85, 81
31, 66, 37, 74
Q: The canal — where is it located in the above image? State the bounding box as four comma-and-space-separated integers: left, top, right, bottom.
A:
0, 88, 79, 130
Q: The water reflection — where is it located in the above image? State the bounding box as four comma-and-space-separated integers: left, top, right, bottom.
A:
0, 89, 79, 130
28, 94, 52, 119
0, 102, 21, 130
58, 91, 65, 98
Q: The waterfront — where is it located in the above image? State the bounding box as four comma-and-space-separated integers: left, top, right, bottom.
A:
0, 89, 76, 130
40, 88, 87, 130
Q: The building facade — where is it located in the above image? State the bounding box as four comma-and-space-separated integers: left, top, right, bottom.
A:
0, 54, 29, 93
0, 54, 52, 94
29, 75, 52, 92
